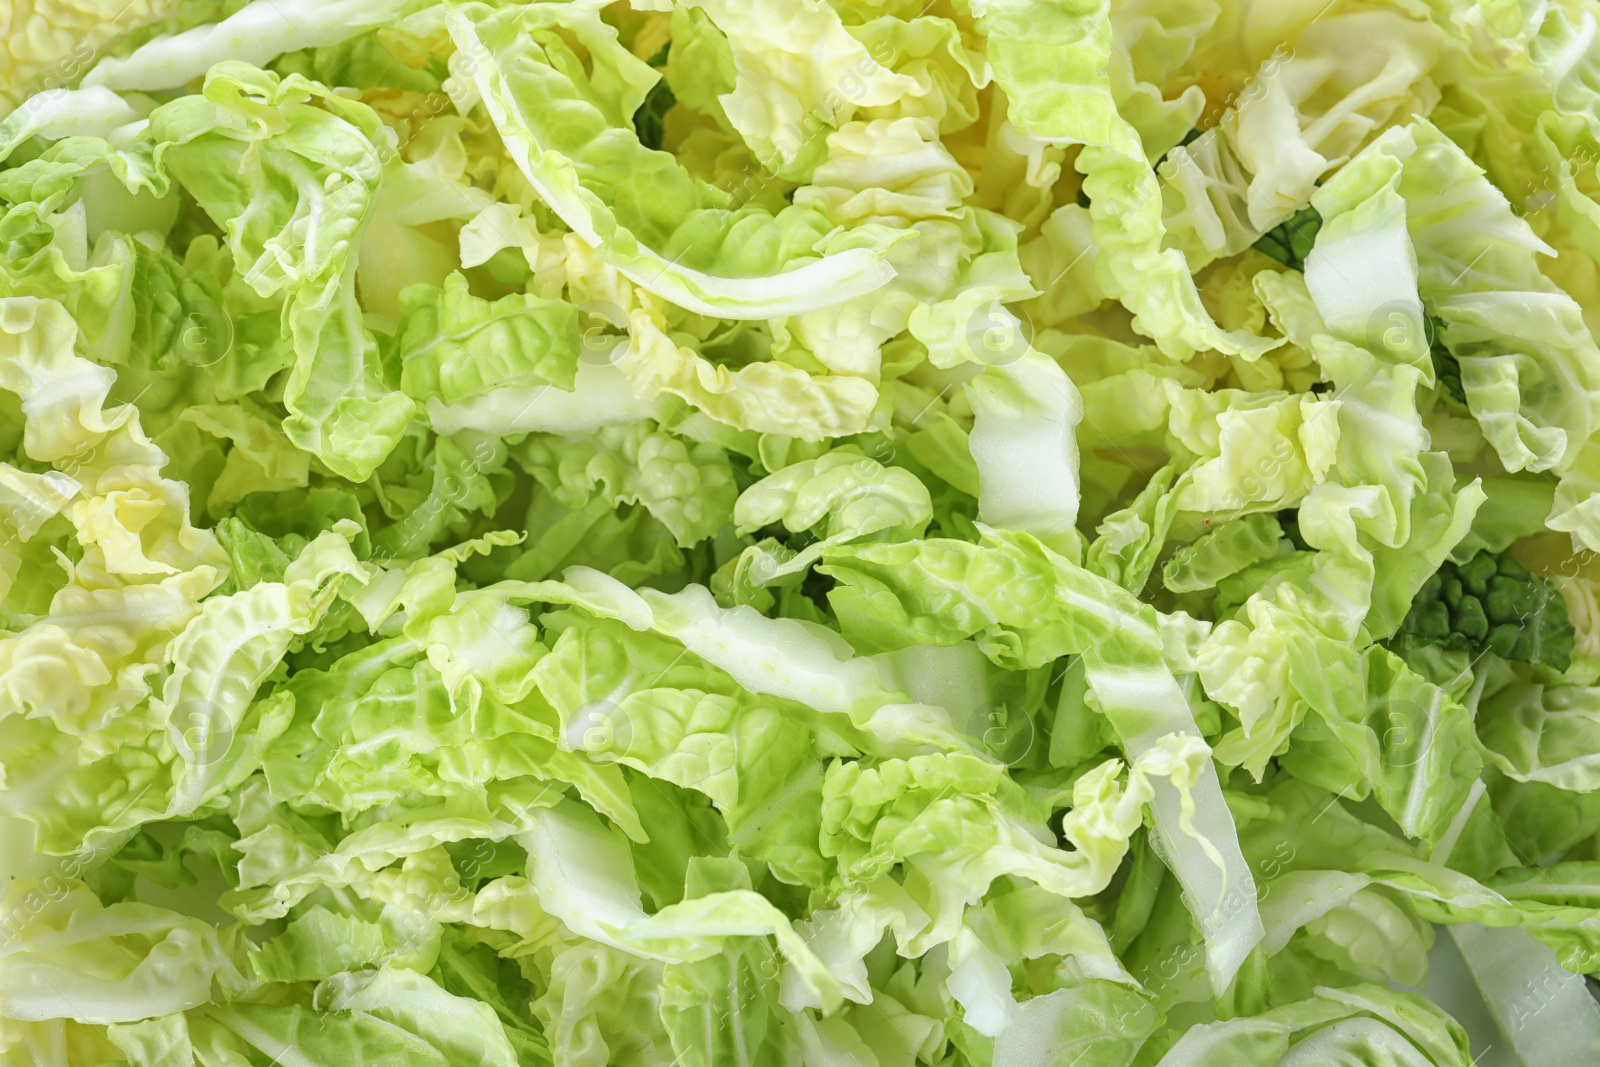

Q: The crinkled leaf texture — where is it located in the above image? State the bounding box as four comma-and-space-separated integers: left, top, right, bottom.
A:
6, 2, 1600, 1066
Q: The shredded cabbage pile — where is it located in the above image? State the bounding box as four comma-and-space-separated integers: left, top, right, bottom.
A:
4, 0, 1600, 1064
